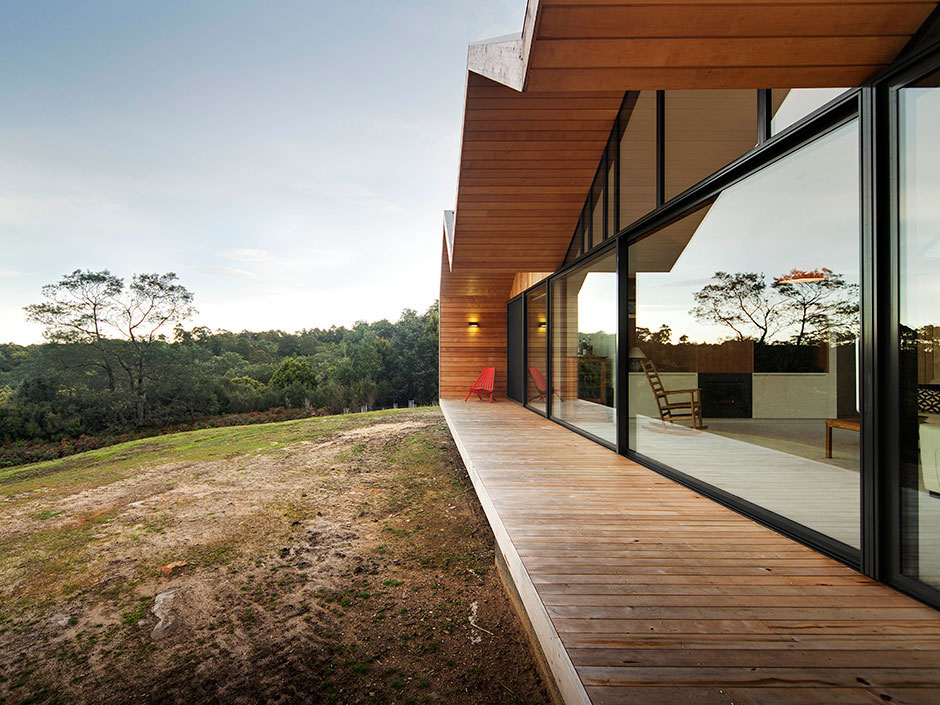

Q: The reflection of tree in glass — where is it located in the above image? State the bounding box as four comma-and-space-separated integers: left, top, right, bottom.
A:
772, 269, 859, 345
690, 272, 784, 344
690, 270, 858, 344
636, 324, 672, 344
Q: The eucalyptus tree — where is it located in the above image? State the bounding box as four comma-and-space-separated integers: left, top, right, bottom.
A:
25, 269, 195, 426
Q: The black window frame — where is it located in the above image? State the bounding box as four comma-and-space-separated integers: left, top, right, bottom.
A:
504, 13, 940, 609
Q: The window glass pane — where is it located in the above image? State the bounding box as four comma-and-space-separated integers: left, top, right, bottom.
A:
771, 88, 850, 135
619, 91, 656, 230
552, 247, 618, 445
507, 297, 525, 403
607, 145, 616, 239
526, 283, 549, 414
665, 90, 758, 201
591, 169, 604, 250
629, 120, 861, 550
563, 218, 582, 267
899, 69, 940, 589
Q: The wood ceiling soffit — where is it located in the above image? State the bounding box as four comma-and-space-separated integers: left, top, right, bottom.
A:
452, 72, 621, 273
525, 2, 934, 90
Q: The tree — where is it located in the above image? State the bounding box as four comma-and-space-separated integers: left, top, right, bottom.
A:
690, 269, 859, 345
772, 268, 859, 345
269, 357, 316, 389
24, 269, 195, 425
690, 271, 784, 344
636, 324, 672, 345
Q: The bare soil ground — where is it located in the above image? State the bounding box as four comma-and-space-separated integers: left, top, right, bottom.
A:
0, 408, 548, 705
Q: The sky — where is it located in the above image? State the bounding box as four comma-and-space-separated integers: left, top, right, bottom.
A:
634, 118, 863, 344
0, 0, 524, 344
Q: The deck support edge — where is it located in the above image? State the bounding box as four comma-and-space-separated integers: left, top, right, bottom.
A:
441, 399, 592, 705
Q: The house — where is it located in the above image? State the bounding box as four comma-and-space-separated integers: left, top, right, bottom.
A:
440, 2, 940, 703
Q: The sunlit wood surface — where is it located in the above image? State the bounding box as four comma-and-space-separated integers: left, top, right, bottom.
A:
441, 398, 940, 705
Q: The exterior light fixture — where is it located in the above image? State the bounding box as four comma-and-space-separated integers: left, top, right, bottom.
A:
628, 346, 647, 372
538, 321, 547, 328
468, 321, 479, 328
776, 267, 830, 285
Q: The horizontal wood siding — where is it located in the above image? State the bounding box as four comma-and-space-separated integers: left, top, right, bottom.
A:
510, 272, 553, 299
439, 246, 513, 398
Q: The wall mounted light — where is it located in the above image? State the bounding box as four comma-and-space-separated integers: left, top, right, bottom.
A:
467, 321, 479, 328
538, 321, 547, 328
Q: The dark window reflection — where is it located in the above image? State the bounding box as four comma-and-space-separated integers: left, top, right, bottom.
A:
899, 69, 940, 589
628, 120, 861, 549
619, 91, 657, 230
665, 90, 757, 200
526, 283, 549, 414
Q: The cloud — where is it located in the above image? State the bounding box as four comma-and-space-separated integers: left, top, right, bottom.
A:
222, 248, 273, 263
0, 269, 21, 277
205, 266, 256, 279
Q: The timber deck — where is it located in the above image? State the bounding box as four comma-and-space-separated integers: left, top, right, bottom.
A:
440, 398, 940, 705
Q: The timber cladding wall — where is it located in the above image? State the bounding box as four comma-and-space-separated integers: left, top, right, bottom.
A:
439, 259, 514, 399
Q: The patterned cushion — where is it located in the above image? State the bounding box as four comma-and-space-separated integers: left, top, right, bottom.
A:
919, 387, 940, 415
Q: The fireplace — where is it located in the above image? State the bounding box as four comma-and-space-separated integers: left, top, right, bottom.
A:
698, 373, 752, 418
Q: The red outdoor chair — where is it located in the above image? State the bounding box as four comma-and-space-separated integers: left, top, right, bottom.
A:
464, 367, 496, 403
528, 366, 563, 402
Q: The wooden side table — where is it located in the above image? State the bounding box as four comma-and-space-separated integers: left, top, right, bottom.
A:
826, 418, 860, 458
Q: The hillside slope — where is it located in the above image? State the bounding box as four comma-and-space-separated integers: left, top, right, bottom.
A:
0, 408, 547, 705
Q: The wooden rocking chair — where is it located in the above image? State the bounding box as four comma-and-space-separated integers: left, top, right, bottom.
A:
639, 358, 705, 429
464, 367, 496, 403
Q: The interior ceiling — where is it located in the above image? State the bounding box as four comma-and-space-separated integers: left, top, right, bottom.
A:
448, 0, 938, 279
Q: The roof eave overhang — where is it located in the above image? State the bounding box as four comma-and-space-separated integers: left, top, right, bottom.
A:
446, 0, 938, 278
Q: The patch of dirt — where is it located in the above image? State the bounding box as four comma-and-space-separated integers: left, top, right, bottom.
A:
0, 409, 548, 705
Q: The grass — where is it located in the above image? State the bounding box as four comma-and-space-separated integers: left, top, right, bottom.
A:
0, 409, 431, 609
33, 510, 65, 521
0, 408, 423, 500
0, 406, 548, 705
120, 597, 152, 627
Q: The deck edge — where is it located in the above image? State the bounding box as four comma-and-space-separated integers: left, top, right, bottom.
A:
441, 399, 592, 705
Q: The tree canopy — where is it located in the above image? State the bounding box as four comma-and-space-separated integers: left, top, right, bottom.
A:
690, 270, 858, 345
24, 269, 196, 426
2, 271, 439, 461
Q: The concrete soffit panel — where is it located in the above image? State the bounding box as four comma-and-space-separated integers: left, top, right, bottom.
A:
467, 32, 525, 92
443, 210, 456, 272
466, 0, 539, 91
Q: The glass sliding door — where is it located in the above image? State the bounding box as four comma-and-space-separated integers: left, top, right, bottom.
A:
628, 118, 862, 551
551, 247, 618, 446
525, 283, 549, 414
898, 68, 940, 589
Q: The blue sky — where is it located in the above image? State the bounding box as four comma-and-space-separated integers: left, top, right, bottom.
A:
0, 0, 523, 343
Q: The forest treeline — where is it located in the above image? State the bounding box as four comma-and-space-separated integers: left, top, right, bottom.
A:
0, 304, 439, 466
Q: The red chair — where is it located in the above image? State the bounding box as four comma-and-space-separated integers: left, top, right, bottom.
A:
528, 367, 563, 402
464, 367, 496, 403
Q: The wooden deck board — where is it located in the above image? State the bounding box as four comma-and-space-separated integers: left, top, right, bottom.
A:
440, 399, 940, 705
